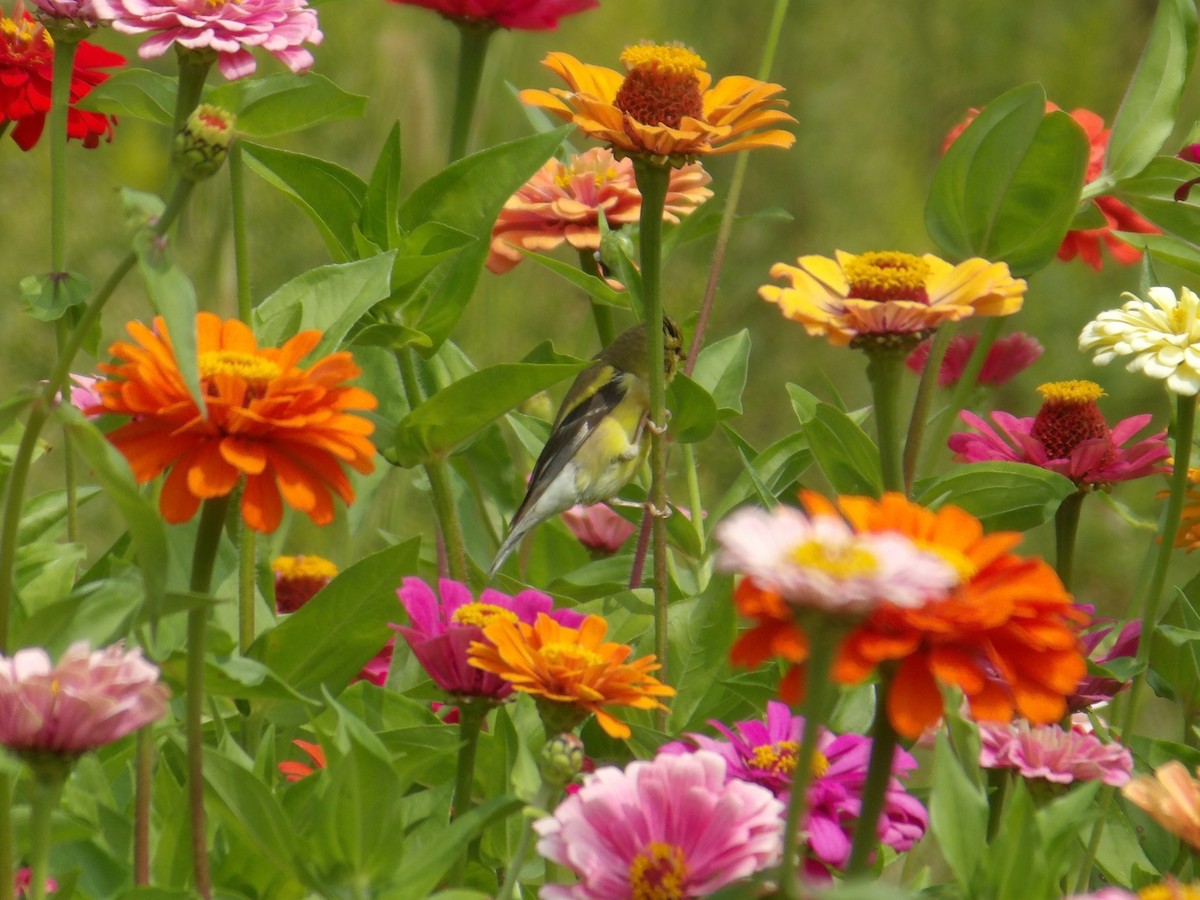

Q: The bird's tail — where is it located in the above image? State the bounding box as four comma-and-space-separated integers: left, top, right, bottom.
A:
488, 515, 534, 580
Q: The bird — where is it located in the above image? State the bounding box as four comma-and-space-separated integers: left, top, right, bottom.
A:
488, 317, 685, 579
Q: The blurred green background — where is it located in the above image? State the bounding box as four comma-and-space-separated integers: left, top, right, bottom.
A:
3, 0, 1196, 611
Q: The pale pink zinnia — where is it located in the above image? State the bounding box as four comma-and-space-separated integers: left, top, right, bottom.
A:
715, 504, 959, 613
0, 641, 170, 756
561, 502, 635, 554
905, 332, 1043, 388
977, 719, 1133, 786
534, 750, 784, 899
487, 147, 711, 274
385, 0, 596, 31
95, 0, 323, 80
392, 577, 584, 699
949, 380, 1169, 488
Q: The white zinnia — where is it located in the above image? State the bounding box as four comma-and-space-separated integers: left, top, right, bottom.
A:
1079, 286, 1200, 395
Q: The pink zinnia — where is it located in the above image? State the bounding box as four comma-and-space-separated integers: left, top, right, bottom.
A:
949, 380, 1169, 488
385, 0, 596, 30
534, 750, 784, 899
95, 0, 323, 80
392, 577, 584, 699
0, 642, 170, 756
353, 636, 394, 687
977, 719, 1133, 787
1068, 619, 1139, 711
561, 502, 635, 554
906, 332, 1043, 388
13, 868, 57, 898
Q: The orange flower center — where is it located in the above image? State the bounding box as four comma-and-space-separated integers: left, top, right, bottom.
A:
628, 842, 689, 900
1031, 380, 1113, 462
0, 15, 51, 60
271, 554, 338, 581
843, 251, 931, 304
451, 602, 519, 629
539, 640, 604, 669
614, 43, 706, 130
199, 350, 281, 392
790, 538, 879, 579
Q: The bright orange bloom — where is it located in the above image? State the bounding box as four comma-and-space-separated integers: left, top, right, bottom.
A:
732, 493, 1087, 739
468, 613, 674, 739
759, 250, 1026, 348
519, 43, 795, 163
1122, 762, 1200, 849
278, 739, 325, 782
94, 313, 377, 533
1171, 467, 1200, 551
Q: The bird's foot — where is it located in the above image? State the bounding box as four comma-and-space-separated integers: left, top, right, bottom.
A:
646, 409, 672, 435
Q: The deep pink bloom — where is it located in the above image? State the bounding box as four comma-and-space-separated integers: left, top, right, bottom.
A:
353, 636, 394, 687
13, 868, 57, 898
534, 750, 784, 899
906, 333, 1043, 388
978, 719, 1133, 786
1069, 619, 1139, 711
949, 381, 1170, 488
0, 642, 169, 756
561, 502, 635, 554
386, 0, 596, 30
392, 577, 584, 699
95, 0, 322, 80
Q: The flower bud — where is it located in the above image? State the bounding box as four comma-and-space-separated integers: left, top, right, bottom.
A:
539, 733, 584, 788
173, 104, 235, 181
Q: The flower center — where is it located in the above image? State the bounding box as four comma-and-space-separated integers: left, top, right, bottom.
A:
451, 602, 520, 629
199, 351, 281, 391
614, 43, 706, 130
843, 251, 931, 304
628, 842, 689, 900
539, 640, 604, 669
749, 740, 828, 780
1139, 885, 1200, 900
914, 542, 976, 584
790, 537, 879, 579
272, 555, 338, 581
0, 14, 51, 60
1031, 380, 1113, 463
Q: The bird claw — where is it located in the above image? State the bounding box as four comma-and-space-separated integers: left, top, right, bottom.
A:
647, 409, 672, 435
644, 501, 672, 519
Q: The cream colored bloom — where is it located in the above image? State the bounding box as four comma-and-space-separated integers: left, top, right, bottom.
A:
1079, 286, 1200, 395
1121, 761, 1200, 849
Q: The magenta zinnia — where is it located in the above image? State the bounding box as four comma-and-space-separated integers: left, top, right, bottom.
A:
906, 332, 1043, 388
534, 750, 784, 899
386, 0, 596, 30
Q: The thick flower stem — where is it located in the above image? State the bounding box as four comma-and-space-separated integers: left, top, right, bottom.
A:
632, 159, 672, 718
447, 23, 493, 162
171, 48, 213, 136
187, 495, 232, 900
902, 326, 953, 494
578, 250, 616, 347
447, 700, 488, 886
866, 348, 909, 494
921, 317, 1003, 477
28, 764, 69, 900
1053, 490, 1086, 591
845, 678, 901, 876
496, 781, 557, 900
778, 618, 839, 900
230, 142, 253, 323
134, 728, 153, 885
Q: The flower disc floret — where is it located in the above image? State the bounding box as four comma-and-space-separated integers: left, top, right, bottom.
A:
1080, 286, 1200, 395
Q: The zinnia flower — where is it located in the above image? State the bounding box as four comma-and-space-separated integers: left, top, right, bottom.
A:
1174, 468, 1200, 551
95, 0, 322, 80
272, 554, 337, 614
487, 147, 711, 275
92, 313, 377, 534
906, 332, 1043, 388
0, 9, 122, 150
385, 0, 596, 30
468, 613, 673, 738
353, 637, 394, 687
1080, 286, 1200, 395
278, 738, 324, 782
394, 577, 584, 700
0, 641, 169, 757
1068, 619, 1139, 710
520, 42, 795, 163
13, 868, 57, 898
949, 381, 1169, 489
661, 701, 927, 874
759, 250, 1026, 348
560, 501, 636, 554
716, 503, 959, 613
1122, 761, 1200, 849
534, 750, 784, 899
977, 718, 1132, 786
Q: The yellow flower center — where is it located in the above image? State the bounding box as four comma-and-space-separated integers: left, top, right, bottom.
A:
1169, 306, 1191, 333
199, 351, 281, 389
614, 43, 706, 130
1031, 380, 1112, 466
629, 842, 689, 900
451, 602, 520, 629
271, 555, 338, 580
539, 640, 604, 669
749, 740, 828, 779
1, 14, 51, 53
555, 162, 621, 191
1139, 884, 1200, 900
790, 538, 879, 579
843, 251, 931, 304
1036, 380, 1106, 403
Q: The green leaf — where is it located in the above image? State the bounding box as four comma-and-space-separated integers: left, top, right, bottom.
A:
804, 403, 883, 497
241, 142, 366, 262
691, 330, 750, 418
19, 272, 91, 323
666, 372, 717, 444
199, 655, 314, 703
391, 350, 590, 467
930, 730, 988, 890
253, 252, 397, 356
926, 83, 1091, 275
1116, 156, 1200, 239
519, 250, 630, 309
19, 487, 100, 545
206, 73, 367, 137
1105, 0, 1199, 181
361, 122, 403, 250
349, 323, 432, 352
132, 227, 203, 412
1117, 231, 1200, 277
74, 67, 175, 125
915, 462, 1076, 531
667, 575, 736, 731
711, 429, 813, 521
786, 383, 820, 424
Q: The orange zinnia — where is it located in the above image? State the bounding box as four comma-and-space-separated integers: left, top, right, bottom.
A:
468, 613, 674, 739
732, 493, 1087, 739
94, 313, 377, 533
519, 43, 795, 163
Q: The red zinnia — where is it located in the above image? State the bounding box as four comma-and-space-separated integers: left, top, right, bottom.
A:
0, 8, 122, 150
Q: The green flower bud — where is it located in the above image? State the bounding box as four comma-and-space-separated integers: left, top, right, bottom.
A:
173, 104, 236, 182
539, 732, 585, 788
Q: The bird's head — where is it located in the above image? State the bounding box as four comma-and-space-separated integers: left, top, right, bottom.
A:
662, 316, 685, 381
601, 317, 686, 380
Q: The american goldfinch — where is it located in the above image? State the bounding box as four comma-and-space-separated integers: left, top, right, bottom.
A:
489, 317, 685, 579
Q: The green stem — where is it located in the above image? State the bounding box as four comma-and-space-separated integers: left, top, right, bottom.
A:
632, 159, 672, 723
229, 142, 253, 323
186, 495, 232, 900
845, 677, 901, 875
171, 48, 213, 135
238, 527, 256, 654
985, 768, 1011, 841
902, 326, 953, 494
447, 23, 494, 162
681, 443, 705, 578
778, 618, 840, 899
134, 728, 152, 885
28, 764, 69, 900
578, 250, 616, 347
450, 700, 487, 820
921, 318, 1003, 478
865, 348, 908, 493
1053, 491, 1086, 591
496, 781, 557, 900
